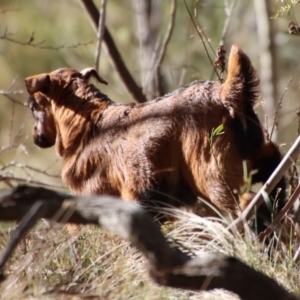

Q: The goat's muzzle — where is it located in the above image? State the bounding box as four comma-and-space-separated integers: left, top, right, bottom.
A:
33, 131, 55, 148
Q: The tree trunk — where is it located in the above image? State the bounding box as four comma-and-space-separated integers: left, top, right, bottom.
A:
254, 0, 278, 141
132, 0, 162, 99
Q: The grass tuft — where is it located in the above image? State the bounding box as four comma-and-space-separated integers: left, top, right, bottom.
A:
1, 202, 299, 299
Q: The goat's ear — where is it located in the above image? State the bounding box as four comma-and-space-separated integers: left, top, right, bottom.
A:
80, 68, 108, 85
221, 45, 259, 112
25, 74, 51, 95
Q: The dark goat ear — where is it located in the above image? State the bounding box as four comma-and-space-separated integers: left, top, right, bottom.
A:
80, 68, 108, 85
25, 74, 51, 95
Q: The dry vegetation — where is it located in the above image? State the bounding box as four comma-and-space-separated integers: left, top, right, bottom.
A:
1, 1, 300, 299
0, 201, 300, 299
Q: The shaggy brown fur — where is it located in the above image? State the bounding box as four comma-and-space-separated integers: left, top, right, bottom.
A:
25, 45, 285, 227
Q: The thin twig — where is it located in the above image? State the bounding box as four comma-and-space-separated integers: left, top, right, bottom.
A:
254, 0, 278, 140
0, 175, 67, 190
149, 0, 177, 97
183, 0, 222, 82
269, 79, 292, 140
258, 184, 300, 241
290, 2, 299, 28
0, 90, 23, 95
94, 0, 107, 72
79, 0, 147, 103
0, 94, 25, 107
0, 201, 45, 277
155, 0, 177, 69
132, 0, 162, 99
9, 101, 15, 146
220, 0, 236, 45
193, 3, 217, 58
0, 77, 26, 107
228, 134, 300, 230
0, 163, 61, 179
0, 29, 93, 51
0, 125, 26, 154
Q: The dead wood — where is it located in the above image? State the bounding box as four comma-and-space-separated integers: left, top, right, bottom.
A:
79, 0, 147, 103
0, 185, 297, 300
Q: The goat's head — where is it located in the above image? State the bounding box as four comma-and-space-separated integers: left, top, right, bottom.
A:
25, 68, 107, 148
28, 93, 56, 148
25, 67, 107, 98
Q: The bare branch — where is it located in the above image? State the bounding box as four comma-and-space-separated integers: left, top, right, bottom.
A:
79, 0, 147, 103
220, 0, 236, 45
183, 0, 222, 82
0, 124, 26, 153
0, 77, 26, 106
258, 183, 300, 241
254, 0, 278, 141
193, 3, 217, 59
229, 134, 300, 230
0, 186, 297, 300
152, 0, 177, 96
132, 0, 162, 99
0, 200, 45, 278
0, 175, 66, 190
155, 0, 177, 69
0, 163, 61, 179
269, 79, 292, 141
2, 96, 24, 106
8, 100, 15, 146
94, 0, 107, 72
0, 90, 23, 96
0, 29, 93, 51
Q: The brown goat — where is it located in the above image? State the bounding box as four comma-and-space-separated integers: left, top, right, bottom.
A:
25, 45, 285, 229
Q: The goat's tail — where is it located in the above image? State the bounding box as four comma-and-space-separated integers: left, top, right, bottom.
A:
221, 45, 260, 128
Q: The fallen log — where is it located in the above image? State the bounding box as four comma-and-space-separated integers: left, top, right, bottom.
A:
0, 185, 297, 300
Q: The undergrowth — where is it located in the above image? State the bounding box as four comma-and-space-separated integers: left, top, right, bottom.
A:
0, 202, 299, 300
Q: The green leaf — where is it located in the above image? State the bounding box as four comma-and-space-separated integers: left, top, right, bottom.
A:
210, 124, 224, 146
261, 190, 274, 214
212, 124, 224, 137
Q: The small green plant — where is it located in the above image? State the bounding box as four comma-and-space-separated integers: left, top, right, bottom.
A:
209, 124, 224, 146
273, 0, 300, 19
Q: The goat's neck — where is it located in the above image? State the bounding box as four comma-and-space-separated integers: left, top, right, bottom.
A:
53, 83, 111, 158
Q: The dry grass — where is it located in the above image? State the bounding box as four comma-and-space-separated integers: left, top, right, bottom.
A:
0, 201, 300, 300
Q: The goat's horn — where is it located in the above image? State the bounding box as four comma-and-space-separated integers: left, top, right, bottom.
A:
81, 68, 108, 85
